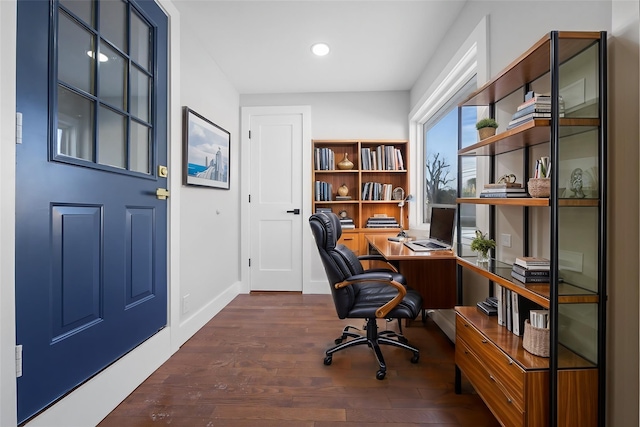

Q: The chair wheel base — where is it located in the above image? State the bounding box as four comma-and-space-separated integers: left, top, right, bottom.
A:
411, 353, 419, 363
324, 356, 332, 365
376, 370, 386, 380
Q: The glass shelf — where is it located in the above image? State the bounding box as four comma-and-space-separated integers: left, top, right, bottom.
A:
457, 256, 599, 308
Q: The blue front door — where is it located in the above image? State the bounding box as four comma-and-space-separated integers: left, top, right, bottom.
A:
15, 0, 168, 422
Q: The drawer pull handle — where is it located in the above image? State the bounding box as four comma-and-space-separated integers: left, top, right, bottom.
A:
481, 340, 488, 344
343, 238, 354, 241
464, 323, 469, 327
489, 375, 495, 382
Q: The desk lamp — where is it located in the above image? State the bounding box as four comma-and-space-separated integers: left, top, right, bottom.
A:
397, 194, 413, 238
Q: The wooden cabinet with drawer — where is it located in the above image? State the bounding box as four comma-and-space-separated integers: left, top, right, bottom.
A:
338, 231, 360, 255
456, 309, 548, 426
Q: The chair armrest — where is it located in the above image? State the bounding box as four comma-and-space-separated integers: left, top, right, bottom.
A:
358, 255, 399, 272
334, 273, 407, 319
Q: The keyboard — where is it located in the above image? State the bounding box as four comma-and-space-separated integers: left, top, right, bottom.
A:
415, 241, 446, 249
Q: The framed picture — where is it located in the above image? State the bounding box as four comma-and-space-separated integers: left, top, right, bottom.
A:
183, 107, 230, 189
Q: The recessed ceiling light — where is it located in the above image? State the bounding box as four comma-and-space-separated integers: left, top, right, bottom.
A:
86, 50, 109, 62
311, 43, 330, 57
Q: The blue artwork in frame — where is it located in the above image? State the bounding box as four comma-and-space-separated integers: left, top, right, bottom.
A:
183, 107, 230, 189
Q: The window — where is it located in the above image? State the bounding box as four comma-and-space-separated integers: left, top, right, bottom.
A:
55, 0, 154, 175
423, 76, 477, 224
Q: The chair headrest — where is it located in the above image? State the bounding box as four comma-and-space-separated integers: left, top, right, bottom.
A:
309, 212, 342, 249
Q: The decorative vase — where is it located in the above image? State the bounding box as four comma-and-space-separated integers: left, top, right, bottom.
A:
337, 184, 349, 197
337, 153, 354, 170
478, 127, 496, 141
476, 251, 489, 265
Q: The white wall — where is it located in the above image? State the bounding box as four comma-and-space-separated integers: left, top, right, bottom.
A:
175, 16, 242, 343
609, 1, 640, 425
240, 91, 410, 285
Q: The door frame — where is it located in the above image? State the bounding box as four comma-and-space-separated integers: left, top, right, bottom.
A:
240, 106, 317, 294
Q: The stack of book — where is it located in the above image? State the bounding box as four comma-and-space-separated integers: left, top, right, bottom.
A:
479, 182, 528, 198
365, 215, 400, 228
339, 217, 355, 229
314, 181, 333, 201
506, 92, 565, 130
511, 256, 550, 283
476, 296, 498, 316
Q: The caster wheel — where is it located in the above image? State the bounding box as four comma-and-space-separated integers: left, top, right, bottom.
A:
376, 370, 386, 380
324, 356, 332, 366
411, 353, 420, 364
334, 338, 343, 345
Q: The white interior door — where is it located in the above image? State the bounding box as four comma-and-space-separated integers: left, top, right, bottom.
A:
248, 112, 303, 291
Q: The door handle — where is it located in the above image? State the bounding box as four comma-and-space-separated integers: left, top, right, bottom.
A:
156, 188, 170, 200
286, 209, 300, 215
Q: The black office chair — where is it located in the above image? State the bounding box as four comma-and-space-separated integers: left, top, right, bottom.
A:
309, 212, 423, 380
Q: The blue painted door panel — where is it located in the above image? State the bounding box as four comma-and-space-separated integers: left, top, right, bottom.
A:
15, 0, 168, 422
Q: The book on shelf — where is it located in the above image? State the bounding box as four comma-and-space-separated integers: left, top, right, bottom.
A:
314, 181, 333, 201
511, 270, 549, 283
511, 103, 553, 120
530, 309, 550, 329
479, 191, 529, 198
506, 112, 553, 129
481, 187, 527, 193
511, 264, 550, 276
511, 292, 544, 336
366, 216, 400, 228
476, 300, 497, 316
314, 147, 335, 170
505, 289, 512, 332
496, 285, 505, 326
483, 182, 523, 189
514, 256, 550, 268
335, 196, 352, 201
315, 207, 332, 214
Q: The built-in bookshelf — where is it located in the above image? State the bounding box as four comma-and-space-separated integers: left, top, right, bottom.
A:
454, 31, 606, 427
312, 139, 408, 255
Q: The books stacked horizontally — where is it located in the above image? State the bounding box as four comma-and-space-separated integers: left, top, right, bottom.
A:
511, 257, 550, 283
506, 92, 565, 130
365, 215, 400, 229
479, 182, 528, 198
339, 217, 356, 229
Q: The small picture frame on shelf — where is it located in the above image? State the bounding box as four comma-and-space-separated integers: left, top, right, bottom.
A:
183, 107, 231, 189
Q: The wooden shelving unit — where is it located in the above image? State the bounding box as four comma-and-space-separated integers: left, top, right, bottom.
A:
312, 139, 409, 255
455, 31, 607, 427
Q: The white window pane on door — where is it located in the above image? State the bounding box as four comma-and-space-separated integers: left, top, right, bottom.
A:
98, 106, 126, 169
99, 42, 126, 110
99, 0, 127, 52
60, 0, 95, 27
131, 12, 151, 71
130, 67, 149, 122
57, 86, 95, 161
58, 12, 95, 95
130, 121, 150, 174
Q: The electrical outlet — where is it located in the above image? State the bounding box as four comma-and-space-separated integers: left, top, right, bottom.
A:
501, 233, 512, 248
182, 294, 191, 314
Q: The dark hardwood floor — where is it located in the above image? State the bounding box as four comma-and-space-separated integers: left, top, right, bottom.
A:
99, 293, 499, 426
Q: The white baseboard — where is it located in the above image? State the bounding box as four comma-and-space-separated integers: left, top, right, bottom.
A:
25, 282, 242, 427
26, 328, 173, 427
429, 309, 456, 342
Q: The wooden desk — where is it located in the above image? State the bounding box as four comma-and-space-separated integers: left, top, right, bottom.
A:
365, 234, 457, 310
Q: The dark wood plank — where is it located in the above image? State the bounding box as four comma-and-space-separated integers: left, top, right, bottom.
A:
99, 293, 499, 426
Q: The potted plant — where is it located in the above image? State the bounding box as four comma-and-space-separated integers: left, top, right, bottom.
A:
476, 118, 499, 140
470, 230, 496, 264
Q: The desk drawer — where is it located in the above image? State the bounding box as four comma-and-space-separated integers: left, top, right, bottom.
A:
456, 337, 524, 427
456, 314, 525, 407
339, 232, 360, 255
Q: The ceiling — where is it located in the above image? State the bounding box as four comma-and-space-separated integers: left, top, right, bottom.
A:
172, 1, 468, 94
